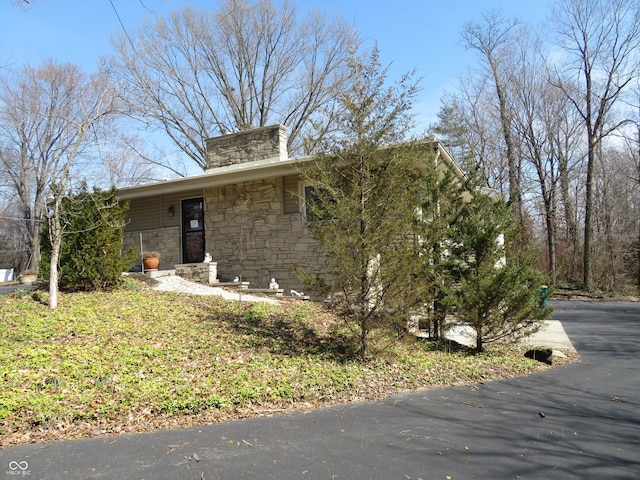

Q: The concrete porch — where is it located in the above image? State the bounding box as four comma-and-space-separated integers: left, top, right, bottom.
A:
140, 262, 285, 297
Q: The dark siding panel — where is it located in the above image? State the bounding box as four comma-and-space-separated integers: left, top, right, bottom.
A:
124, 189, 205, 232
124, 197, 162, 231
283, 174, 300, 214
163, 189, 204, 227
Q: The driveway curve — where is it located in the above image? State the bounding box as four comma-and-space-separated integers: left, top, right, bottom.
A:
1, 300, 639, 479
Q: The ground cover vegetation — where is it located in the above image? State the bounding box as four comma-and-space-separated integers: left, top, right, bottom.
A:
0, 279, 559, 447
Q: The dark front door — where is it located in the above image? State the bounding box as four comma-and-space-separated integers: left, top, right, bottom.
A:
182, 198, 205, 263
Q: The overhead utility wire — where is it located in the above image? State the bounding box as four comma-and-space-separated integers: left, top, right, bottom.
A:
108, 0, 137, 52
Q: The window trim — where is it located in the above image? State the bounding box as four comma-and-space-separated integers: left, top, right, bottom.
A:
300, 182, 336, 224
299, 182, 315, 224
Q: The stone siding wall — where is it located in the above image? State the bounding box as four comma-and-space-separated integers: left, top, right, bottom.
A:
123, 226, 180, 271
204, 177, 318, 293
122, 177, 324, 294
175, 262, 218, 284
205, 125, 287, 169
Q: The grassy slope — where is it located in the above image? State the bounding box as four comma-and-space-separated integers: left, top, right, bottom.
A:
0, 279, 559, 447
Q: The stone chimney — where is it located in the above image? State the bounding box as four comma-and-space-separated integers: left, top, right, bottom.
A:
205, 124, 288, 171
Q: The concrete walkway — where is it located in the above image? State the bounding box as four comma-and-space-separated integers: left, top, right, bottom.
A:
447, 319, 576, 351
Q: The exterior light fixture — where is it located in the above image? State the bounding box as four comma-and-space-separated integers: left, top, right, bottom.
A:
167, 206, 175, 217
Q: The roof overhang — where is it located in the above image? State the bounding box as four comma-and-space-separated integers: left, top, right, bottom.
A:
117, 156, 313, 200
116, 139, 464, 201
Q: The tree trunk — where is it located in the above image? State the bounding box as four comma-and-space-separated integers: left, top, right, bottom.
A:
48, 221, 62, 309
599, 152, 618, 290
475, 328, 483, 352
432, 293, 443, 341
359, 314, 368, 360
583, 134, 596, 290
558, 152, 578, 277
432, 242, 444, 341
550, 0, 640, 290
636, 122, 640, 292
544, 194, 557, 284
533, 145, 557, 284
493, 74, 521, 225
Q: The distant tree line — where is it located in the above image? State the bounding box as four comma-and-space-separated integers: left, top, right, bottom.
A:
430, 0, 640, 293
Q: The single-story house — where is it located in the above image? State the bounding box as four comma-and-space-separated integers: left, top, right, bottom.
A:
117, 124, 463, 294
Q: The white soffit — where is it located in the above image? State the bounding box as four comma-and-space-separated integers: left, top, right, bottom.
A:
117, 156, 311, 200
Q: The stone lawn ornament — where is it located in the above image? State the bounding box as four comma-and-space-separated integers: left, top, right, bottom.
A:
269, 278, 279, 289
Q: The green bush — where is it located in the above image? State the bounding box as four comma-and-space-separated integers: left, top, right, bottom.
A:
40, 186, 137, 291
444, 183, 552, 351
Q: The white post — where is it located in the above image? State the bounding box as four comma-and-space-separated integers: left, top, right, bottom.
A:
139, 232, 144, 273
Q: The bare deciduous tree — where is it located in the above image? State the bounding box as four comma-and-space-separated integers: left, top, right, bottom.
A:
431, 1, 640, 293
507, 29, 585, 283
551, 0, 640, 289
0, 60, 118, 307
462, 11, 524, 225
0, 143, 32, 273
551, 82, 585, 282
97, 140, 157, 188
632, 86, 640, 290
435, 77, 508, 193
511, 46, 560, 280
108, 0, 359, 172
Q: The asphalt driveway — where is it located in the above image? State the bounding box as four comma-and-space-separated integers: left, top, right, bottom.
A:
1, 300, 639, 479
0, 284, 34, 296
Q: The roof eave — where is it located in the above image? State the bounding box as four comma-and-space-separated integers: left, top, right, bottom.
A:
117, 156, 312, 200
117, 140, 465, 200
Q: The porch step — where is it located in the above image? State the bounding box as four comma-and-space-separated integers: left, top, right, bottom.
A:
215, 280, 284, 297
143, 269, 175, 278
244, 288, 284, 298
216, 281, 250, 290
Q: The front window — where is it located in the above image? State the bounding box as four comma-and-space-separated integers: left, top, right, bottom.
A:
301, 183, 332, 223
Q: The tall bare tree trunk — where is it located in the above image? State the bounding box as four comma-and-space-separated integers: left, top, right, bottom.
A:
636, 120, 640, 292
558, 151, 578, 277
48, 220, 62, 309
462, 13, 523, 226
583, 136, 596, 289
544, 190, 557, 284
496, 80, 522, 225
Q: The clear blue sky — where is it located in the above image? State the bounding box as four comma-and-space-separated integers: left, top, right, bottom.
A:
1, 0, 552, 129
